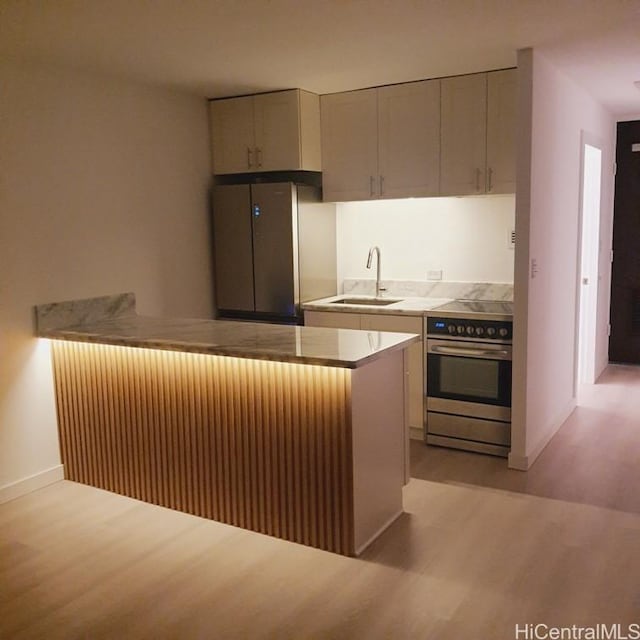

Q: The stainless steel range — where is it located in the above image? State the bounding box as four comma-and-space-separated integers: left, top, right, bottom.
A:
425, 300, 513, 457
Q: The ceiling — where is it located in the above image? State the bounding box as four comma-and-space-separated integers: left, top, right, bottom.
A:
2, 0, 639, 115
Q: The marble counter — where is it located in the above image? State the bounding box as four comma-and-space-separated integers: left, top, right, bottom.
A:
303, 279, 514, 317
35, 294, 419, 369
302, 294, 453, 316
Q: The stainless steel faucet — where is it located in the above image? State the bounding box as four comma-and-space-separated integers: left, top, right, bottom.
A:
366, 246, 386, 297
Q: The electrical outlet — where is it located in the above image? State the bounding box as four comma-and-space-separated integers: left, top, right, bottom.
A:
427, 269, 443, 281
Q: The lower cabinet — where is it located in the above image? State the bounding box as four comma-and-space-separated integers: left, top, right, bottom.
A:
304, 310, 424, 434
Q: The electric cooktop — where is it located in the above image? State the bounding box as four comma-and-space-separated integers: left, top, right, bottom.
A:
432, 299, 513, 320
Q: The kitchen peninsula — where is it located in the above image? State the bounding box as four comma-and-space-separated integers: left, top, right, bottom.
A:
35, 293, 419, 556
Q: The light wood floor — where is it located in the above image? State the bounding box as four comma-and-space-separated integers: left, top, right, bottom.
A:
412, 364, 640, 515
1, 365, 639, 639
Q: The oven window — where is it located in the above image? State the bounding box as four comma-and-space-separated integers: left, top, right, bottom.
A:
440, 357, 500, 399
428, 352, 512, 407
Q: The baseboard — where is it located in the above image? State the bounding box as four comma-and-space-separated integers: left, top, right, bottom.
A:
507, 452, 529, 470
508, 399, 576, 471
354, 509, 404, 556
0, 465, 65, 504
409, 426, 424, 441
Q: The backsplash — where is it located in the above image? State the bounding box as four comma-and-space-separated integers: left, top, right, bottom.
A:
336, 195, 515, 285
34, 293, 136, 333
343, 279, 513, 301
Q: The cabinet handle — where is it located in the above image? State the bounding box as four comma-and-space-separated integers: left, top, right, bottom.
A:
370, 175, 375, 197
256, 147, 262, 168
475, 168, 482, 193
247, 147, 253, 169
487, 167, 493, 192
380, 175, 385, 196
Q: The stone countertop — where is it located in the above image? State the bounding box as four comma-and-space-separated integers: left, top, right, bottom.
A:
36, 303, 419, 369
302, 294, 454, 315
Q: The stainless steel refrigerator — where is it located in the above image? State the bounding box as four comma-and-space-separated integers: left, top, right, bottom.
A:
212, 182, 336, 323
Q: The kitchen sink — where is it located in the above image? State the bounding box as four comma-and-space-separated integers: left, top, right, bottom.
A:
330, 297, 403, 306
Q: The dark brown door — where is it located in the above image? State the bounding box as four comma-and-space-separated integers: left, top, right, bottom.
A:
609, 121, 640, 363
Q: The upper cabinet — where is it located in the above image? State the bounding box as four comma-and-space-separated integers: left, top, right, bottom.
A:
321, 80, 440, 202
378, 81, 440, 199
319, 89, 378, 201
209, 89, 321, 174
440, 74, 487, 196
210, 71, 516, 196
486, 69, 517, 194
209, 96, 255, 174
440, 69, 517, 196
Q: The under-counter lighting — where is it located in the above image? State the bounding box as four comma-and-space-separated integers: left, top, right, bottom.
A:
48, 338, 355, 553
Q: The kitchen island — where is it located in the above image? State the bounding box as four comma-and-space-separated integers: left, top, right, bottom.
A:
35, 293, 419, 556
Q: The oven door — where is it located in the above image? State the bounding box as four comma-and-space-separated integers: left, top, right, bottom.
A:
426, 338, 512, 421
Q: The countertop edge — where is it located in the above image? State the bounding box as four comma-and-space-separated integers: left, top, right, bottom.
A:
38, 326, 421, 370
34, 294, 423, 369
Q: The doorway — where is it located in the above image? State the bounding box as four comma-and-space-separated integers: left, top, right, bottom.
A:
609, 120, 640, 364
576, 136, 603, 385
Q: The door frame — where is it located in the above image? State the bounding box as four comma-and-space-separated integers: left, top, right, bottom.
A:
573, 130, 604, 393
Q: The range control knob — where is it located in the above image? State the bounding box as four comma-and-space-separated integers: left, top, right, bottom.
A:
475, 326, 485, 336
448, 324, 457, 335
466, 326, 475, 336
457, 325, 465, 335
499, 328, 509, 338
486, 327, 497, 337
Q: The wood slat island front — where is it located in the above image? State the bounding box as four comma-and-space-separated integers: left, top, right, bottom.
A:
36, 294, 418, 556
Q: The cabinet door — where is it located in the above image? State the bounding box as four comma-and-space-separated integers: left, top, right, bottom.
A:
254, 90, 301, 172
486, 69, 517, 194
440, 73, 487, 196
360, 314, 424, 430
210, 96, 255, 174
304, 310, 361, 329
378, 80, 440, 198
212, 185, 254, 312
320, 89, 378, 202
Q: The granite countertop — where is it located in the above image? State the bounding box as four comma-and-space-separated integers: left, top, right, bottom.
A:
35, 294, 419, 369
302, 294, 454, 315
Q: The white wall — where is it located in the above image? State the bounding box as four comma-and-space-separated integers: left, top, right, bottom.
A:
336, 195, 515, 285
0, 60, 213, 497
510, 49, 615, 469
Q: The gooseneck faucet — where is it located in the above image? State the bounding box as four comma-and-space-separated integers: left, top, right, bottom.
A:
366, 246, 386, 297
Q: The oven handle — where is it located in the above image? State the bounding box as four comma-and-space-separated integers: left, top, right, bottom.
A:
429, 344, 511, 360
